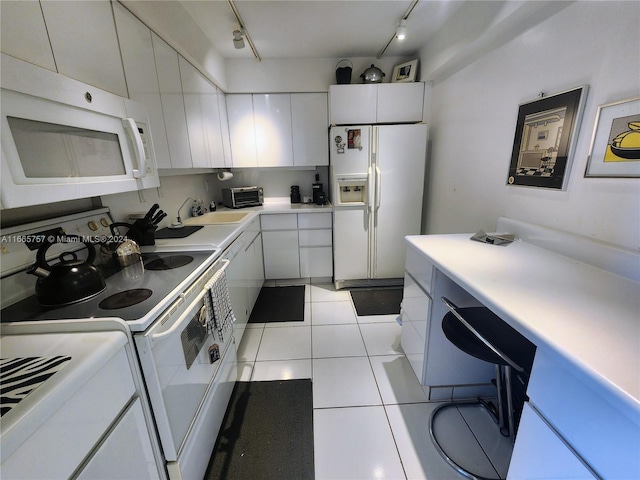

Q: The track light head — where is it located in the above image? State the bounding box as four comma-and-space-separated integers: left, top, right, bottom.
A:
396, 20, 408, 40
233, 29, 245, 49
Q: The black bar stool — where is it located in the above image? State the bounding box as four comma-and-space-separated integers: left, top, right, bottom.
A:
429, 297, 536, 480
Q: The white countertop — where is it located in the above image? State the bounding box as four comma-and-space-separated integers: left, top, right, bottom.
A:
405, 234, 640, 417
149, 202, 333, 253
0, 331, 128, 459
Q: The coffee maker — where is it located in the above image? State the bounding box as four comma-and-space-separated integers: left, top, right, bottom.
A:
312, 174, 327, 205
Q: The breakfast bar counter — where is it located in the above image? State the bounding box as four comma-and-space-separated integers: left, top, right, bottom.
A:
403, 221, 640, 479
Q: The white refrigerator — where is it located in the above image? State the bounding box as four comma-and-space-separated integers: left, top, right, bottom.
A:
330, 124, 428, 288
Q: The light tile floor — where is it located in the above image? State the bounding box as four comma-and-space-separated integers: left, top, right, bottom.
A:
236, 282, 512, 480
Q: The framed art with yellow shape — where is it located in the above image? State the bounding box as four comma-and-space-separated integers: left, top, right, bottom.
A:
585, 96, 640, 178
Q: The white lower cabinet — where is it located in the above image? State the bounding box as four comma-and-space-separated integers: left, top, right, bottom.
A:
263, 229, 301, 279
298, 213, 332, 278
261, 212, 332, 280
508, 403, 596, 479
77, 398, 160, 480
226, 218, 264, 345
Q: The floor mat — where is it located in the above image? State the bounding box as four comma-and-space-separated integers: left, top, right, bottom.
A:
350, 287, 403, 316
248, 286, 305, 323
205, 379, 314, 480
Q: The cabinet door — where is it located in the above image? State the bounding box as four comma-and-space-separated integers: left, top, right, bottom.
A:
376, 83, 424, 123
508, 404, 596, 480
262, 231, 300, 279
329, 85, 377, 124
254, 94, 294, 167
205, 85, 226, 168
291, 93, 329, 166
113, 4, 171, 169
226, 94, 257, 167
0, 1, 56, 72
300, 246, 333, 278
77, 398, 160, 480
180, 56, 212, 168
152, 33, 192, 169
217, 88, 233, 167
40, 1, 127, 97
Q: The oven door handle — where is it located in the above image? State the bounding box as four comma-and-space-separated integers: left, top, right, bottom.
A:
149, 259, 231, 342
151, 288, 208, 341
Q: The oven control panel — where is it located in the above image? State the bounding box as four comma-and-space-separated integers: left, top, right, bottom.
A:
0, 208, 114, 277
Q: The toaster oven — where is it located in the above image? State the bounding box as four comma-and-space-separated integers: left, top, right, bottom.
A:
221, 187, 264, 208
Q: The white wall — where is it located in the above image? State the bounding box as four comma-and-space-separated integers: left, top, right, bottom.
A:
226, 56, 410, 93
422, 1, 640, 250
102, 173, 217, 228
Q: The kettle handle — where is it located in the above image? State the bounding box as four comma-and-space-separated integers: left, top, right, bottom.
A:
31, 235, 97, 272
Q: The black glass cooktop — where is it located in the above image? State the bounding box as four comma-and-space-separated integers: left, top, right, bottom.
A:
1, 251, 214, 324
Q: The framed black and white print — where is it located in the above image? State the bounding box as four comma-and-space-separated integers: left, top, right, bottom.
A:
584, 96, 640, 178
507, 86, 588, 190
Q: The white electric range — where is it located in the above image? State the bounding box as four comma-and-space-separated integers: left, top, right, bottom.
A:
0, 208, 237, 480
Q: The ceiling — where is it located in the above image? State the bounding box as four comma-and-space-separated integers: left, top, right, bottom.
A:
122, 0, 468, 61
120, 0, 573, 87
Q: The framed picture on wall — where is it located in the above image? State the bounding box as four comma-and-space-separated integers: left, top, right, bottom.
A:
507, 86, 588, 190
584, 96, 640, 178
391, 59, 418, 83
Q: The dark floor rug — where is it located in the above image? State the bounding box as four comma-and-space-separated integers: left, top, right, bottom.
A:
248, 286, 305, 323
205, 379, 314, 480
350, 287, 404, 316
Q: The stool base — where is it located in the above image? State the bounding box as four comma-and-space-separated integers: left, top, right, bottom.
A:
429, 401, 508, 480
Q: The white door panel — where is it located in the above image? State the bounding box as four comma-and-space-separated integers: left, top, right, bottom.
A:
373, 124, 427, 278
329, 126, 371, 175
333, 207, 369, 281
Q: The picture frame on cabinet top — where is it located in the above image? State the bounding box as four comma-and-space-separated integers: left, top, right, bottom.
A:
584, 96, 640, 178
391, 59, 418, 83
507, 86, 588, 190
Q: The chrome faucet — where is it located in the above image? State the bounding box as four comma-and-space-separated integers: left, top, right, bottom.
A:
173, 197, 194, 227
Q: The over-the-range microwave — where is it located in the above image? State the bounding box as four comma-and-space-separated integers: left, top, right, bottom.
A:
0, 54, 159, 209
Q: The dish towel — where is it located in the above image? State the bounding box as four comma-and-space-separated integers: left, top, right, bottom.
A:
205, 267, 235, 343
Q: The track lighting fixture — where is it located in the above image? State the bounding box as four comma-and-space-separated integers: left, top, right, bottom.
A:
396, 20, 408, 40
233, 29, 245, 49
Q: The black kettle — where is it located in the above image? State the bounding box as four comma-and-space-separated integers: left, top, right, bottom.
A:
27, 236, 106, 307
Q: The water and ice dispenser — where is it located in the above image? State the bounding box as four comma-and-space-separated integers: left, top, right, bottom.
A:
334, 174, 368, 206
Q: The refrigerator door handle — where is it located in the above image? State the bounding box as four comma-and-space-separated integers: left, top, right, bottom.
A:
367, 166, 374, 212
375, 166, 381, 211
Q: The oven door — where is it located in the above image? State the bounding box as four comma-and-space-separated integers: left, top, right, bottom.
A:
134, 285, 232, 464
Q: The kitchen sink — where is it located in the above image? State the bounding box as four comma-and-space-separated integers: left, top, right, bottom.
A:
184, 211, 252, 225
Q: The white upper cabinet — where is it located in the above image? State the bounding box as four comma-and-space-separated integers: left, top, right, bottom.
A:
292, 93, 329, 166
179, 57, 210, 168
39, 1, 127, 97
217, 88, 232, 168
376, 83, 425, 123
329, 83, 424, 124
226, 94, 258, 167
227, 93, 328, 168
253, 94, 294, 167
179, 56, 227, 169
0, 1, 56, 72
113, 3, 171, 169
152, 33, 192, 169
329, 85, 377, 124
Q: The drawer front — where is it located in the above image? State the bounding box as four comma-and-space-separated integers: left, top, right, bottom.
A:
299, 229, 332, 247
260, 213, 297, 230
405, 244, 434, 294
298, 212, 332, 229
527, 349, 639, 480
